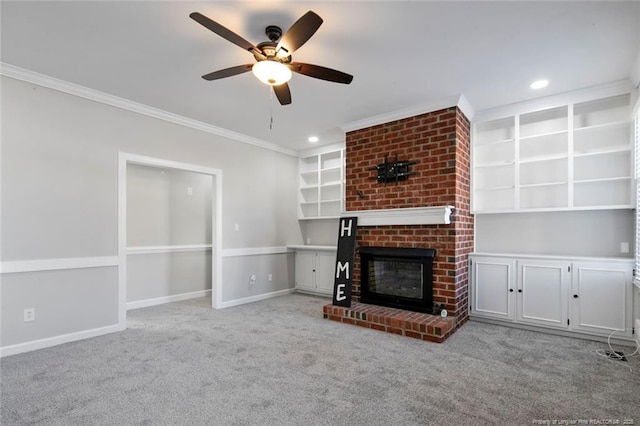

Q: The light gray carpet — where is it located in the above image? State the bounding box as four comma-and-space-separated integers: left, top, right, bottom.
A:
2, 294, 639, 425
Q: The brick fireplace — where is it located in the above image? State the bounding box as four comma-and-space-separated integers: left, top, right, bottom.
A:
323, 106, 473, 342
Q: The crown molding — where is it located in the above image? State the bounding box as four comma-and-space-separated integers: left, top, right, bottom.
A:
473, 80, 636, 123
296, 141, 346, 158
631, 45, 640, 88
0, 62, 298, 157
340, 94, 474, 133
456, 94, 475, 121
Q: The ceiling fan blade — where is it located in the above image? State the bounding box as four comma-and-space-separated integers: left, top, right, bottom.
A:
190, 12, 257, 53
273, 83, 292, 105
202, 64, 253, 81
276, 11, 323, 56
289, 62, 353, 84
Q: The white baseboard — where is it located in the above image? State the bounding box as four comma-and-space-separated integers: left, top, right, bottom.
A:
219, 288, 295, 309
636, 319, 640, 347
0, 324, 123, 358
470, 316, 637, 346
127, 289, 212, 310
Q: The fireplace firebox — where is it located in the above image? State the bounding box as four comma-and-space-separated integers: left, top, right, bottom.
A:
359, 247, 436, 314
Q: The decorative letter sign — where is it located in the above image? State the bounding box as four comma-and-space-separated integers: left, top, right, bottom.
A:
332, 217, 357, 307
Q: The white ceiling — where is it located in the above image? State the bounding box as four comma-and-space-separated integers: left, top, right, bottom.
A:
1, 1, 639, 153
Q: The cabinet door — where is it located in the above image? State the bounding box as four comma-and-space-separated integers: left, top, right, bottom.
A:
315, 250, 337, 295
470, 257, 516, 321
517, 260, 570, 329
571, 262, 633, 337
294, 251, 316, 291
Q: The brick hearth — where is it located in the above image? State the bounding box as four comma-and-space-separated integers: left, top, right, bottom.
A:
323, 302, 456, 343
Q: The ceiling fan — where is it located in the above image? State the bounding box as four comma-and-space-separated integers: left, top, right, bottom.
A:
190, 11, 353, 105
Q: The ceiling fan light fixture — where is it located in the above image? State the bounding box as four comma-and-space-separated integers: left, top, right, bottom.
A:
252, 60, 292, 86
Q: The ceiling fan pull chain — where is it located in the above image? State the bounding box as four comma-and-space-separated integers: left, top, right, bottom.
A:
269, 87, 274, 130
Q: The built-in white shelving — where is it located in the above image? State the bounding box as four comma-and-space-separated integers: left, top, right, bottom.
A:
298, 147, 345, 219
472, 93, 633, 213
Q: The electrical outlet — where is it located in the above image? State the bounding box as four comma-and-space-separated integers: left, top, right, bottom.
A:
249, 275, 256, 286
268, 273, 273, 282
620, 242, 630, 254
24, 308, 35, 322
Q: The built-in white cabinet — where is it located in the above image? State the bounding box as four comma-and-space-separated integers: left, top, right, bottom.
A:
517, 260, 570, 329
469, 256, 515, 321
571, 261, 633, 337
472, 93, 633, 213
298, 148, 345, 219
289, 245, 336, 296
470, 254, 635, 340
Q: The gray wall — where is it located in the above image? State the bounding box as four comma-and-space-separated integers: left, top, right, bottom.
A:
1, 268, 118, 345
0, 76, 302, 349
127, 252, 212, 302
222, 253, 294, 302
126, 164, 213, 304
475, 209, 634, 258
300, 219, 340, 247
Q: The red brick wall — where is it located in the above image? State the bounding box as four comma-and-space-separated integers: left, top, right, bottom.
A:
345, 107, 473, 327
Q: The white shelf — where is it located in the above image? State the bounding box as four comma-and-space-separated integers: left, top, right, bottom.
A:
474, 161, 515, 168
573, 147, 631, 158
287, 245, 337, 251
519, 106, 568, 138
574, 120, 629, 132
519, 181, 567, 188
519, 129, 567, 141
574, 176, 631, 184
320, 166, 341, 173
298, 147, 345, 219
519, 154, 568, 164
297, 216, 341, 221
574, 94, 630, 128
474, 117, 515, 146
471, 92, 632, 214
474, 138, 514, 147
475, 185, 516, 191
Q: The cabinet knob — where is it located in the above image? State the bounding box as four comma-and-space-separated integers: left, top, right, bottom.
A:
518, 289, 522, 293
573, 294, 579, 299
509, 289, 514, 292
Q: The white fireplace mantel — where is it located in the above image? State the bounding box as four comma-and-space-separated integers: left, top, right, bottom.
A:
342, 206, 454, 226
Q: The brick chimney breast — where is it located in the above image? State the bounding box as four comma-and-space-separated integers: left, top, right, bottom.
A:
345, 107, 473, 331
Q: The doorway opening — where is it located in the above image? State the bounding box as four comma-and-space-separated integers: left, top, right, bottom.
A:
118, 153, 222, 330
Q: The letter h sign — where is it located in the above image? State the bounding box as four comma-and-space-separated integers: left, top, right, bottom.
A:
332, 217, 357, 307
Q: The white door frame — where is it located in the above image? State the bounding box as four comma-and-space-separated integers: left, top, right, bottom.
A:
117, 153, 223, 329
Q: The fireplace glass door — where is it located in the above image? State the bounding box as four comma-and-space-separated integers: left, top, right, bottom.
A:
368, 258, 423, 299
360, 247, 436, 314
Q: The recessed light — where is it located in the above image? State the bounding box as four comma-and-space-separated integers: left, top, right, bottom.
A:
308, 136, 319, 143
530, 79, 549, 90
